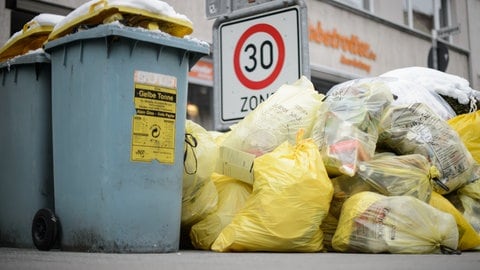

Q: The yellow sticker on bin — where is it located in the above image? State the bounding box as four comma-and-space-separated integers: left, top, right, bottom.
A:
131, 70, 178, 164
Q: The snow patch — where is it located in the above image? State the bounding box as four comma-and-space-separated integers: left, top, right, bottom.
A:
53, 0, 192, 34
380, 66, 480, 105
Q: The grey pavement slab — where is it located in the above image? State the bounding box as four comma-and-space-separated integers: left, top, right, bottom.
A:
1, 247, 479, 270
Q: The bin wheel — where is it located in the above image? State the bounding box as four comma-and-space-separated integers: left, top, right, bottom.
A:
32, 208, 58, 251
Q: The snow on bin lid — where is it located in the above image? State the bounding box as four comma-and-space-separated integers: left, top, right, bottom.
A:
0, 13, 64, 62
47, 0, 194, 41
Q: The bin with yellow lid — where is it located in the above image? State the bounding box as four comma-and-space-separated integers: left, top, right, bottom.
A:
0, 52, 55, 249
44, 20, 209, 252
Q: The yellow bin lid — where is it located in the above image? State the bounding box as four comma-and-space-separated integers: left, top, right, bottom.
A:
0, 14, 64, 62
48, 0, 194, 41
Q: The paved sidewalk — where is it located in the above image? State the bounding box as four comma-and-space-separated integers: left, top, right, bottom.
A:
1, 247, 479, 270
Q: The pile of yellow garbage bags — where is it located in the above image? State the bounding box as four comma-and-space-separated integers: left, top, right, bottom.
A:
181, 75, 480, 254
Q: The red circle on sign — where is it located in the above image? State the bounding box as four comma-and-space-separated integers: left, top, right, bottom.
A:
233, 23, 285, 90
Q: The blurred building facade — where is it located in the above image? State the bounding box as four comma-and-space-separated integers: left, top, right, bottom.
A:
1, 0, 479, 130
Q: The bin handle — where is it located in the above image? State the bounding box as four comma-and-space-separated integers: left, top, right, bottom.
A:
89, 0, 108, 13
23, 20, 40, 33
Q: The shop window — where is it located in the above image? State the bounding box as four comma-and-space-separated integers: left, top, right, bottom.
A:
7, 0, 72, 36
10, 10, 36, 36
311, 77, 340, 95
187, 84, 214, 130
403, 0, 451, 36
334, 0, 373, 12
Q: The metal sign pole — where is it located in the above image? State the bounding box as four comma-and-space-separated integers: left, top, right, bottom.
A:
431, 29, 438, 70
429, 24, 460, 71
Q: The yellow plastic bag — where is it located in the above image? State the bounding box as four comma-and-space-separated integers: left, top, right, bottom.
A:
332, 191, 459, 254
429, 192, 480, 250
329, 174, 375, 219
448, 110, 480, 164
320, 213, 339, 252
181, 120, 218, 226
220, 76, 324, 157
211, 131, 333, 252
189, 173, 252, 250
446, 179, 480, 234
312, 78, 393, 177
329, 153, 436, 219
356, 153, 435, 202
379, 103, 476, 194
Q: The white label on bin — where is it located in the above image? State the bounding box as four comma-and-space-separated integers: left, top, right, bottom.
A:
131, 70, 177, 164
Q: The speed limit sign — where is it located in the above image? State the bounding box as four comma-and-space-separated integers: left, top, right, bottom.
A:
215, 4, 307, 126
233, 23, 286, 90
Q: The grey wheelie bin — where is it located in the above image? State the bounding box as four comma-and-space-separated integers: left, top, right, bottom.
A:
0, 52, 57, 250
44, 24, 209, 253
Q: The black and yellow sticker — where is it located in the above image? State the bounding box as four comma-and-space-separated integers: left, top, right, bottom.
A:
131, 70, 177, 164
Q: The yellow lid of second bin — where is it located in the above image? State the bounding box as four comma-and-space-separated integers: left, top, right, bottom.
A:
0, 16, 61, 62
